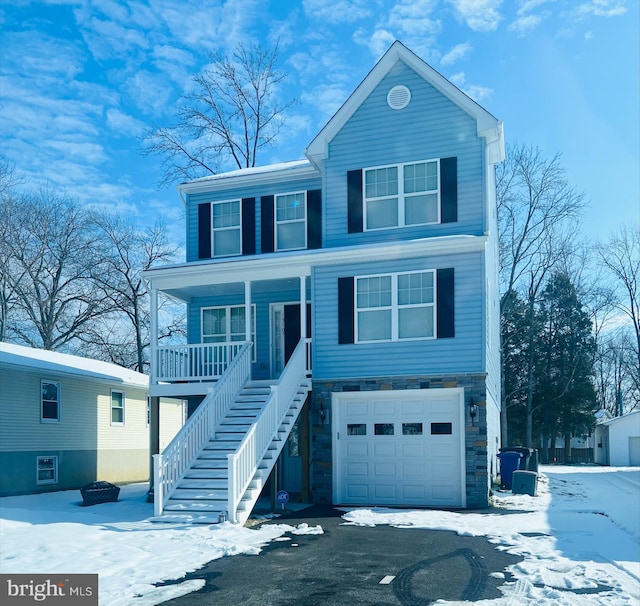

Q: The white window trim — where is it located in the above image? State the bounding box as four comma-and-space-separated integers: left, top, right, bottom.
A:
211, 198, 242, 258
354, 270, 437, 343
275, 190, 307, 251
363, 159, 441, 231
36, 455, 58, 485
41, 380, 60, 423
111, 390, 125, 426
201, 304, 257, 362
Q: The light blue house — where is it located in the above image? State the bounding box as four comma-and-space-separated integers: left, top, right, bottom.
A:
144, 41, 504, 523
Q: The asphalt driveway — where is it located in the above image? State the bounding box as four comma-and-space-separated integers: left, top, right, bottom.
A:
159, 505, 521, 606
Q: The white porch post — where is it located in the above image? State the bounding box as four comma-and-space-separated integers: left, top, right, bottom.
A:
150, 286, 158, 384
300, 275, 307, 339
244, 280, 252, 344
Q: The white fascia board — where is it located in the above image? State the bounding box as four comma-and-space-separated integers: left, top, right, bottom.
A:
178, 160, 319, 195
144, 235, 487, 295
305, 41, 502, 165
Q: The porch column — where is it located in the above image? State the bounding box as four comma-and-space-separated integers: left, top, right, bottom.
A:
244, 280, 252, 343
149, 286, 158, 384
300, 275, 307, 339
146, 396, 160, 502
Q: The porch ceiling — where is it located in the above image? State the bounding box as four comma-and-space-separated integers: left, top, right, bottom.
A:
161, 278, 304, 302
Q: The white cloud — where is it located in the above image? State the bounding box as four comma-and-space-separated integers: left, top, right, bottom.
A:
576, 0, 628, 17
448, 0, 504, 32
449, 71, 493, 103
508, 0, 554, 34
440, 41, 473, 66
125, 70, 173, 117
302, 0, 372, 24
353, 27, 397, 58
106, 109, 146, 136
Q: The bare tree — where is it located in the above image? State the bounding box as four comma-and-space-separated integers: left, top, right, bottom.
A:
1, 190, 109, 350
497, 144, 586, 446
596, 224, 640, 406
143, 42, 296, 187
86, 213, 181, 372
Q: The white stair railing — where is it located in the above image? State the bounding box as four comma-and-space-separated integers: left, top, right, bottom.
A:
153, 341, 252, 516
227, 339, 310, 522
155, 342, 245, 382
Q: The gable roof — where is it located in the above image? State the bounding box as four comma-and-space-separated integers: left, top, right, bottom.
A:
600, 410, 640, 427
0, 342, 149, 389
305, 40, 504, 167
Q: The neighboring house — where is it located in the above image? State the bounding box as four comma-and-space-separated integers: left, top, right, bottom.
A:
594, 410, 640, 466
144, 41, 505, 523
0, 342, 185, 497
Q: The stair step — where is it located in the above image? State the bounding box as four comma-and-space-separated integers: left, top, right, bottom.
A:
151, 513, 224, 524
197, 451, 232, 460
164, 500, 226, 512
172, 488, 228, 500
202, 441, 239, 450
179, 479, 228, 489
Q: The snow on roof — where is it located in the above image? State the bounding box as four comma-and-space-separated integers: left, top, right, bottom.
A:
182, 159, 313, 185
0, 342, 149, 388
600, 409, 640, 427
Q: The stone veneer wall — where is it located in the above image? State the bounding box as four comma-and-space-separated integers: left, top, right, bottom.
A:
309, 374, 491, 509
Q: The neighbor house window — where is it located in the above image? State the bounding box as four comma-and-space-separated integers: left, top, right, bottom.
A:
36, 456, 58, 485
364, 160, 439, 230
275, 191, 306, 250
355, 270, 435, 343
111, 390, 124, 425
212, 199, 241, 256
201, 305, 256, 361
41, 380, 60, 422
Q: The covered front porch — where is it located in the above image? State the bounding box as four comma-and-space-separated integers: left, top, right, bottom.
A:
147, 259, 314, 398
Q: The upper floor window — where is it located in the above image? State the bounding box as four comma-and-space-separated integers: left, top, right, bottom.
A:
212, 200, 241, 256
111, 390, 125, 425
41, 380, 60, 422
355, 270, 435, 343
202, 305, 256, 360
364, 160, 439, 230
275, 191, 306, 251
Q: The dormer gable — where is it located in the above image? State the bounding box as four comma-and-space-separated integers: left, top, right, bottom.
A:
305, 40, 504, 168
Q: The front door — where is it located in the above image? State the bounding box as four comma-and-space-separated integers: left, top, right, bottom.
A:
270, 303, 311, 377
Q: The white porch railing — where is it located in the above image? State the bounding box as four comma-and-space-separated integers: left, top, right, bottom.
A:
227, 338, 311, 522
154, 342, 246, 383
153, 342, 253, 516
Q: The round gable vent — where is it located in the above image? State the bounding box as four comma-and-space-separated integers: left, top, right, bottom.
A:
387, 85, 411, 110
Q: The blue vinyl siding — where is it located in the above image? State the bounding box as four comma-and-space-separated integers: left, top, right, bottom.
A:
324, 61, 484, 247
186, 176, 322, 262
312, 251, 484, 380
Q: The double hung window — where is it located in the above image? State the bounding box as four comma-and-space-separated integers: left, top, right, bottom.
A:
41, 380, 60, 422
275, 192, 306, 250
356, 271, 435, 342
212, 200, 241, 256
37, 456, 58, 485
202, 305, 256, 360
111, 390, 124, 425
364, 160, 439, 230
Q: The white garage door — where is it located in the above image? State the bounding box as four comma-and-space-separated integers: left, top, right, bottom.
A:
333, 388, 465, 508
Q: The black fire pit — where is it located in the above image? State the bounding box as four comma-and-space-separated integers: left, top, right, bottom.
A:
80, 481, 120, 506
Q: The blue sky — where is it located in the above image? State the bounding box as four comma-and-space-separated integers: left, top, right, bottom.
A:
1, 0, 638, 246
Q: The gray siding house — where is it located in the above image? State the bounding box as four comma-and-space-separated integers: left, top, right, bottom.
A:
0, 342, 185, 496
144, 41, 504, 524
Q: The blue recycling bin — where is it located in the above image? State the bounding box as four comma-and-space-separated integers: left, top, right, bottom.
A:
498, 451, 522, 489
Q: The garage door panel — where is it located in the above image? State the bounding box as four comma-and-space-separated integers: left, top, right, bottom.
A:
373, 442, 396, 457
335, 389, 464, 508
346, 462, 368, 477
402, 443, 425, 457
374, 484, 397, 499
346, 442, 369, 456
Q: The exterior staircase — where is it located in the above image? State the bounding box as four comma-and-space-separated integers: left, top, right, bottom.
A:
152, 339, 311, 525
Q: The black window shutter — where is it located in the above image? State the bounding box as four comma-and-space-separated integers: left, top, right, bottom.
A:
307, 189, 322, 249
260, 195, 274, 253
338, 277, 355, 344
440, 157, 458, 223
347, 169, 363, 233
437, 268, 455, 338
197, 203, 211, 259
242, 197, 256, 255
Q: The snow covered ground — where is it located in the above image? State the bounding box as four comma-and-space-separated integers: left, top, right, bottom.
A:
1, 465, 638, 605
